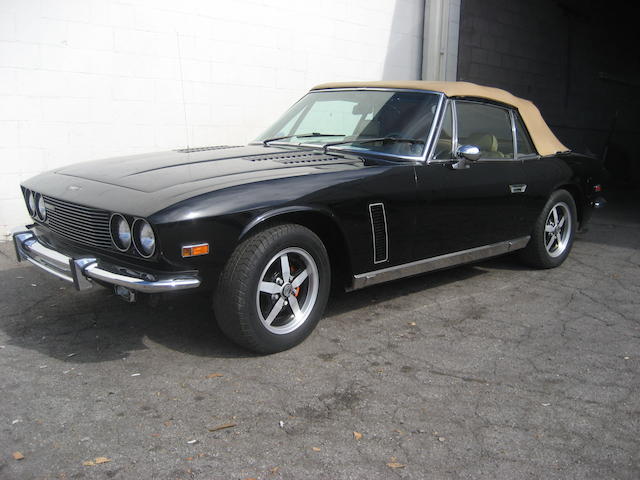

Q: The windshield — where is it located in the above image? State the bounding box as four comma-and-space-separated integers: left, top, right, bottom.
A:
255, 90, 441, 158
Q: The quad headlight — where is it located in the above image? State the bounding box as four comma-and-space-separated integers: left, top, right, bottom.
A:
110, 215, 155, 257
109, 213, 132, 251
132, 218, 156, 257
24, 190, 46, 221
26, 190, 36, 216
36, 193, 46, 220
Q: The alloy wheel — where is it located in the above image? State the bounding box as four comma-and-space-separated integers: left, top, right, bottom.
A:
544, 201, 571, 258
255, 247, 319, 334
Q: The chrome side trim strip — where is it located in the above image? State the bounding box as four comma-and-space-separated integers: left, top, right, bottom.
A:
351, 236, 530, 290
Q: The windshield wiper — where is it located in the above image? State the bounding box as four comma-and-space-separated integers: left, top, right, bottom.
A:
322, 136, 425, 154
262, 132, 345, 146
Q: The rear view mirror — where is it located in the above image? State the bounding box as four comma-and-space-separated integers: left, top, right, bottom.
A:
352, 103, 372, 115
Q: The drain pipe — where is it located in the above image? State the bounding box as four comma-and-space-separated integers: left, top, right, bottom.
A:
418, 1, 426, 79
422, 0, 460, 81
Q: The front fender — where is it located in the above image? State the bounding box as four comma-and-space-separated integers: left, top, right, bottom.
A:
239, 205, 341, 240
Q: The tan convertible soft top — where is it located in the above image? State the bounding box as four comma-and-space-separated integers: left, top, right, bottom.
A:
311, 81, 568, 156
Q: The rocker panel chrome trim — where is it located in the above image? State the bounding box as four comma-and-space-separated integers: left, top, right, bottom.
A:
351, 236, 530, 290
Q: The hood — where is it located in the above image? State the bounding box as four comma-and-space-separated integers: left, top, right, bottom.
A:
22, 145, 368, 218
54, 145, 359, 193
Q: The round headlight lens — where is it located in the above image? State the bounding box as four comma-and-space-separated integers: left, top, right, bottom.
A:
109, 214, 131, 251
133, 219, 155, 257
36, 194, 46, 220
27, 190, 36, 216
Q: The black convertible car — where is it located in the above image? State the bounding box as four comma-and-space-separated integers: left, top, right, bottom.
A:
13, 81, 605, 353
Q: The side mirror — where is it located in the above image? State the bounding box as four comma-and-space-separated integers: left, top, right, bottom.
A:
456, 145, 481, 162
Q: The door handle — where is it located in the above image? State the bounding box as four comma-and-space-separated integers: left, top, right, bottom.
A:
509, 184, 527, 193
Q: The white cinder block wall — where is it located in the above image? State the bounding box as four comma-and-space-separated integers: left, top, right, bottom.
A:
0, 0, 425, 236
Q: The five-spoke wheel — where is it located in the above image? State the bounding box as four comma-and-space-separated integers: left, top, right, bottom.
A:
543, 201, 571, 258
520, 189, 577, 268
214, 224, 330, 353
256, 247, 319, 334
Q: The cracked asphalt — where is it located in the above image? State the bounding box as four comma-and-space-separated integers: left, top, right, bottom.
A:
1, 191, 638, 480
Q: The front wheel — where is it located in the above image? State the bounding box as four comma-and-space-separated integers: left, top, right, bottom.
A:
214, 224, 330, 353
520, 189, 577, 268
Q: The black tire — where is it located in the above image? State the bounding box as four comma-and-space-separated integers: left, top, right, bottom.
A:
519, 189, 577, 268
213, 224, 331, 354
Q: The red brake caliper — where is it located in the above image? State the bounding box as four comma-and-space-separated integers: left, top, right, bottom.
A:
290, 264, 300, 296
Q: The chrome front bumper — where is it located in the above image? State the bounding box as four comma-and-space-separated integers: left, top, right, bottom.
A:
12, 230, 201, 293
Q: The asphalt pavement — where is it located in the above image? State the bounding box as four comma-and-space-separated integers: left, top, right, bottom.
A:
1, 191, 638, 480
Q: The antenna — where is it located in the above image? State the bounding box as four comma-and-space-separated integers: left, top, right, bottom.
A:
176, 32, 190, 151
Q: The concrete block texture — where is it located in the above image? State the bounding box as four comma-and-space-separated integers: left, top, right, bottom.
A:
0, 0, 424, 235
457, 0, 640, 184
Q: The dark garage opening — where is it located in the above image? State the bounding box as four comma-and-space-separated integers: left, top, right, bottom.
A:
457, 0, 640, 194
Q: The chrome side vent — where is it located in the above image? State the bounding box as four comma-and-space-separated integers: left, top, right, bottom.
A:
369, 203, 388, 264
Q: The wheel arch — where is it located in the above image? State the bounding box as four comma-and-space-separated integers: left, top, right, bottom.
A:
240, 206, 353, 290
555, 183, 585, 226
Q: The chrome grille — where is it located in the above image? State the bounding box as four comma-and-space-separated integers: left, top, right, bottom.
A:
42, 196, 112, 249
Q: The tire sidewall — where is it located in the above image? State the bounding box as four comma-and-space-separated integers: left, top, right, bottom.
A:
534, 189, 577, 267
238, 226, 330, 352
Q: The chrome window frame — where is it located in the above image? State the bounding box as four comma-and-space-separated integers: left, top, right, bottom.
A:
426, 98, 454, 164
252, 88, 445, 163
509, 109, 518, 158
428, 97, 521, 164
512, 109, 540, 159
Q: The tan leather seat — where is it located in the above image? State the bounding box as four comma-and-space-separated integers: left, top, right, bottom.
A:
464, 133, 505, 158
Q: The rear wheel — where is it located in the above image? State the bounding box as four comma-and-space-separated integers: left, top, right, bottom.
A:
520, 189, 577, 268
214, 224, 330, 353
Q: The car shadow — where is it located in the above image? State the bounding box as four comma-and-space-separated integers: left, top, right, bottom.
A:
325, 262, 488, 318
0, 255, 503, 362
580, 189, 640, 250
0, 265, 251, 361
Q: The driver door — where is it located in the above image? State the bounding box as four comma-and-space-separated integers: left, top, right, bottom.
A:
413, 99, 528, 260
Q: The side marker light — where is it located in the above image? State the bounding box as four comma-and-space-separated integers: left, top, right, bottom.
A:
182, 243, 209, 258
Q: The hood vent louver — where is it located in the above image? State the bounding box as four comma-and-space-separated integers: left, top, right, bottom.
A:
249, 152, 343, 164
175, 145, 239, 153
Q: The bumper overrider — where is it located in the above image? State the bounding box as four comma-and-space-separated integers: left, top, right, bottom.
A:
12, 229, 201, 293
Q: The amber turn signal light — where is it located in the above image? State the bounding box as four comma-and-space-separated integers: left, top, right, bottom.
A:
182, 243, 209, 258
